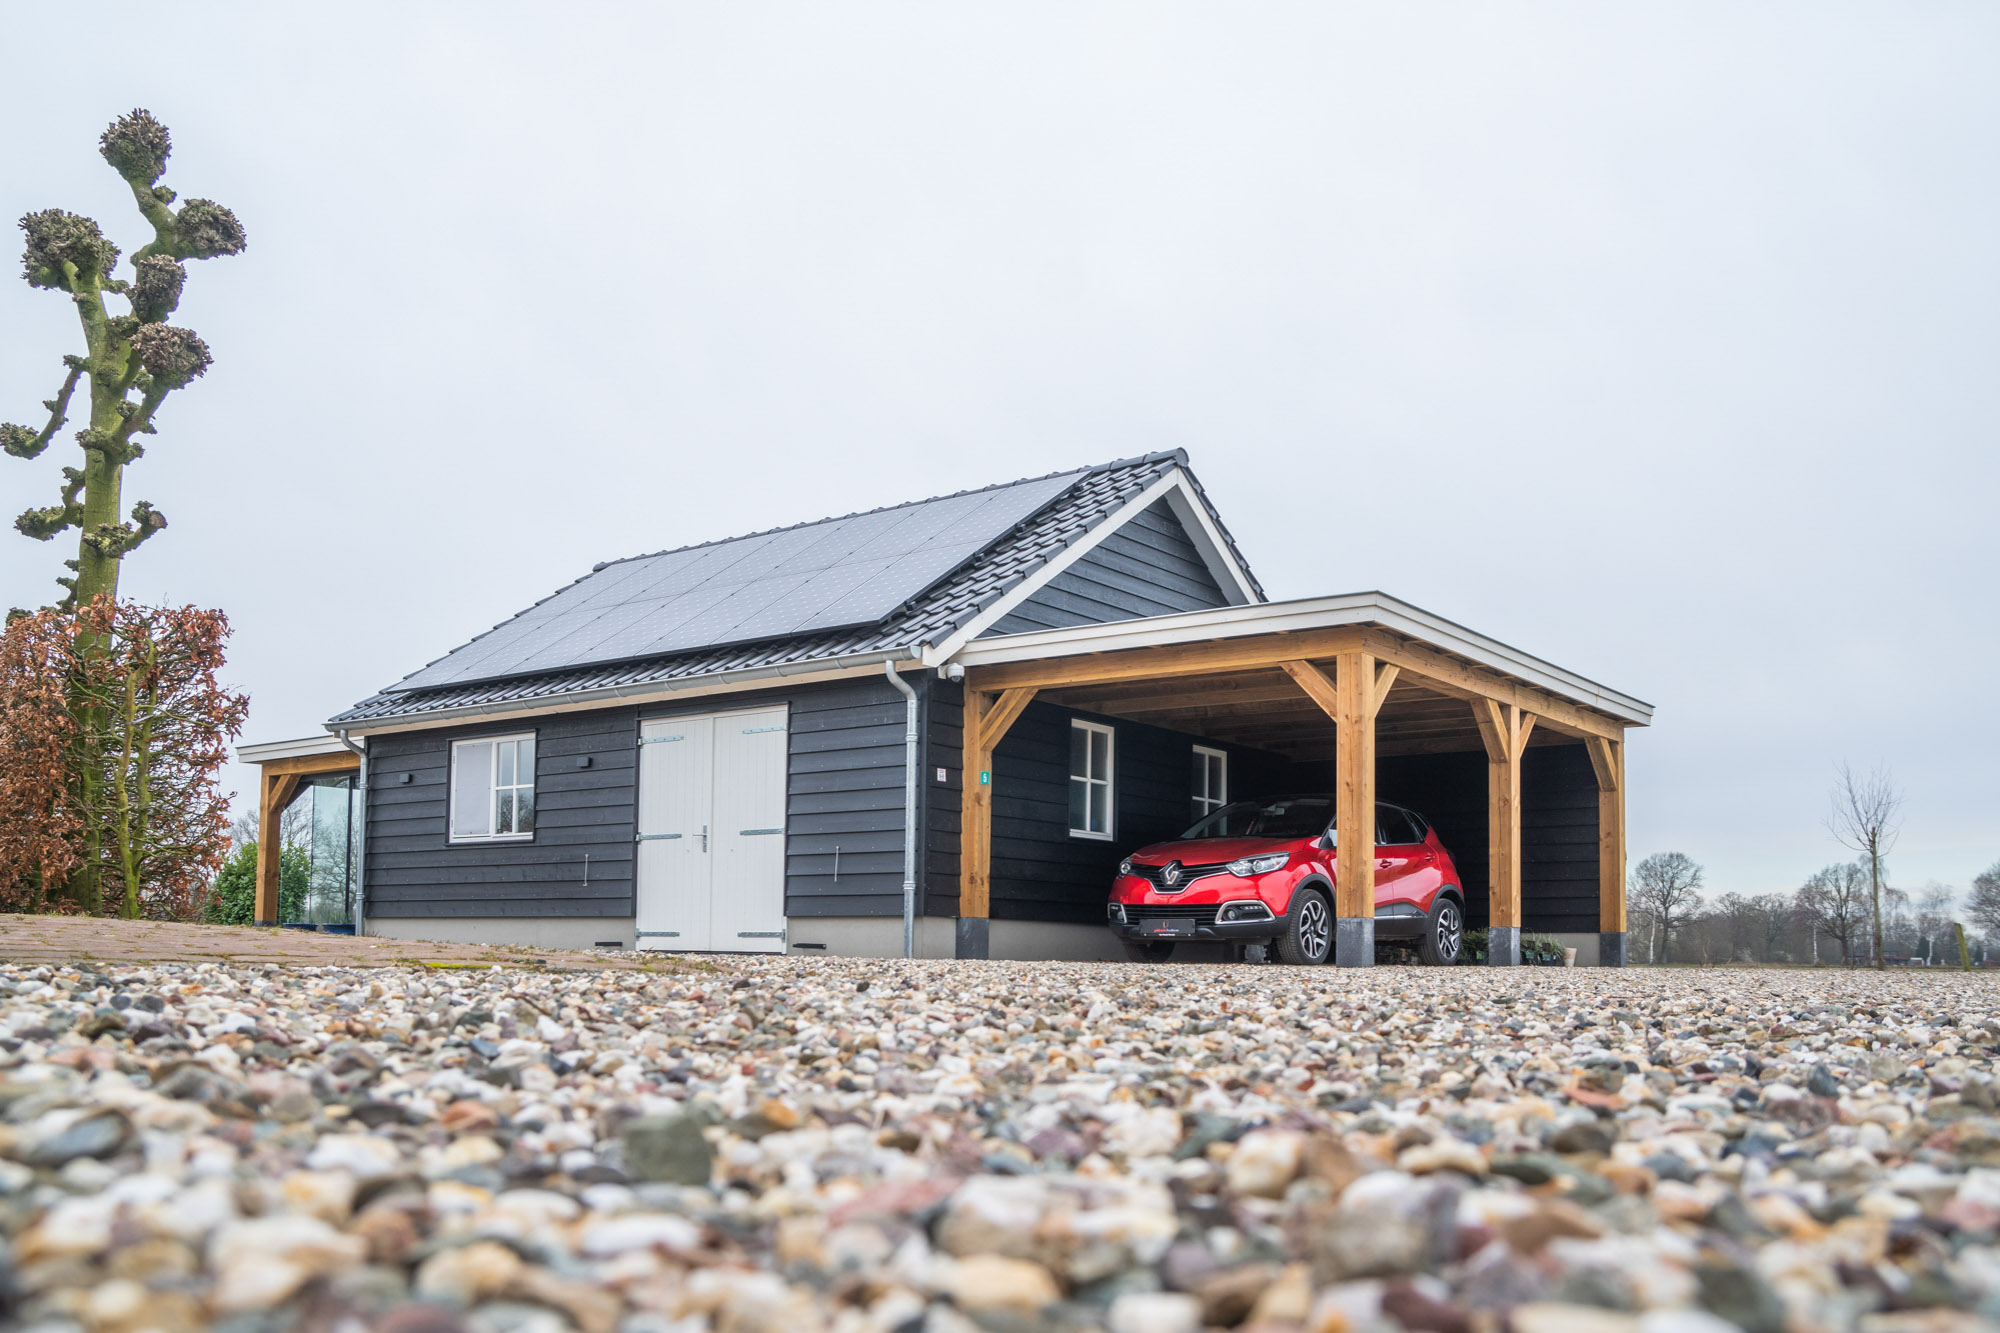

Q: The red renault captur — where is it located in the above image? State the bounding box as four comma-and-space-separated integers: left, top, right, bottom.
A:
1106, 794, 1466, 966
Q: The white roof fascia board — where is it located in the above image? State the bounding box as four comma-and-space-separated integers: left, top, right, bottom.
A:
237, 735, 354, 764
1159, 469, 1261, 606
326, 649, 921, 738
923, 467, 1257, 669
947, 592, 1653, 726
923, 468, 1184, 665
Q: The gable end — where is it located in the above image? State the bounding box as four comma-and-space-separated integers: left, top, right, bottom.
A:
982, 496, 1232, 636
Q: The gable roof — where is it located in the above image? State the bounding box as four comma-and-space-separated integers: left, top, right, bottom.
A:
330, 451, 1260, 729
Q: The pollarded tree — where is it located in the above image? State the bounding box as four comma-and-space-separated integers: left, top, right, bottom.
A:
1968, 862, 2000, 941
1796, 861, 1870, 966
5, 110, 245, 611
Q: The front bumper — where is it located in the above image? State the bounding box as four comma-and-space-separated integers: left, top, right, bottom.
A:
1107, 903, 1280, 943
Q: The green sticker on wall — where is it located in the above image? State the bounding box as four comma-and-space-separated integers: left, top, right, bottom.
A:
980, 771, 990, 785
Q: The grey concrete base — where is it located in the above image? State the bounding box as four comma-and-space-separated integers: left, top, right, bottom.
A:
955, 916, 989, 960
368, 917, 634, 950
1599, 932, 1627, 968
1336, 916, 1375, 968
1487, 925, 1521, 967
783, 915, 959, 959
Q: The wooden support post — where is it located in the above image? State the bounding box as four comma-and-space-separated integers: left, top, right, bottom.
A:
1473, 699, 1535, 966
1587, 735, 1627, 966
255, 771, 301, 926
1280, 655, 1389, 967
958, 685, 1036, 959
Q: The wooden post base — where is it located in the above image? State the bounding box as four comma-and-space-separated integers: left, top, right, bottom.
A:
1487, 926, 1521, 966
955, 917, 989, 960
1336, 917, 1374, 968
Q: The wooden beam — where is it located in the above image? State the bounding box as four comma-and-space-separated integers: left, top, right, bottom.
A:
1472, 700, 1534, 938
966, 626, 1367, 692
1277, 658, 1341, 719
255, 772, 302, 925
1372, 663, 1400, 716
1357, 628, 1623, 742
958, 685, 1037, 925
255, 751, 360, 778
1332, 652, 1378, 927
1594, 738, 1627, 936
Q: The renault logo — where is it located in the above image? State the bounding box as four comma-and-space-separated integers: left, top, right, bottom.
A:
1162, 861, 1182, 887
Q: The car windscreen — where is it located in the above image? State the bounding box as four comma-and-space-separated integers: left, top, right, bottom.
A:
1181, 796, 1334, 840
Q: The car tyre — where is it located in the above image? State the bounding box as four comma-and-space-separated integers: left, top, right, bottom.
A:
1274, 887, 1332, 966
1122, 940, 1176, 963
1417, 894, 1464, 966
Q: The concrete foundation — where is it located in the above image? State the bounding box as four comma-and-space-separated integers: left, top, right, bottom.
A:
1598, 932, 1627, 968
1488, 925, 1521, 967
955, 917, 989, 960
782, 915, 959, 959
367, 918, 634, 950
1336, 916, 1374, 968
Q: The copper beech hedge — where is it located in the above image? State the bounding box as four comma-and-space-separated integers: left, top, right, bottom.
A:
0, 597, 247, 919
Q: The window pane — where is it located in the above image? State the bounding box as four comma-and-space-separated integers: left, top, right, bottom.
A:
1069, 777, 1088, 830
1070, 725, 1088, 778
1091, 728, 1109, 776
453, 742, 492, 838
1089, 782, 1109, 833
516, 788, 535, 834
1192, 751, 1205, 799
518, 737, 534, 784
495, 788, 514, 836
497, 740, 515, 787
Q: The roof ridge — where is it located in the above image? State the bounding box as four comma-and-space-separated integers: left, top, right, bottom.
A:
586, 450, 1183, 574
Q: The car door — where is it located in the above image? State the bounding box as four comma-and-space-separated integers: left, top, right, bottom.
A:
1372, 804, 1426, 908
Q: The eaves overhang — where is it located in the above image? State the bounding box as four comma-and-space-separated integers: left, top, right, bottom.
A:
942, 591, 1654, 727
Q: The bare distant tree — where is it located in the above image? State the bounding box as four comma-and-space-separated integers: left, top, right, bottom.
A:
1753, 893, 1793, 962
1632, 852, 1704, 964
1796, 861, 1870, 966
1969, 861, 2000, 941
1828, 763, 1901, 972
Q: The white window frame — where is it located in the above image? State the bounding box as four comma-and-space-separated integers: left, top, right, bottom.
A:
449, 731, 537, 843
1068, 719, 1115, 841
1192, 745, 1228, 819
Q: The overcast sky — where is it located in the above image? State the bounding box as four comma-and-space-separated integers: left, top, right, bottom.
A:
4, 5, 1995, 900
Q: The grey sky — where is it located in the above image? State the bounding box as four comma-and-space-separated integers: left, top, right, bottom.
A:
4, 5, 1995, 899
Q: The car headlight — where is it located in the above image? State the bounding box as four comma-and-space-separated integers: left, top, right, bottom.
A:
1218, 901, 1275, 922
1118, 858, 1134, 877
1106, 903, 1126, 923
1227, 852, 1290, 877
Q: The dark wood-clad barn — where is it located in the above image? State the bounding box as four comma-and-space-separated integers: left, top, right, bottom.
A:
240, 452, 1651, 965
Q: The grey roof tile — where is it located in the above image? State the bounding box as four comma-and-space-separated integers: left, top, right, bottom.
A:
330, 451, 1257, 726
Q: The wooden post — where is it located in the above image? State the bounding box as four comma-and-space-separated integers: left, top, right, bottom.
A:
1586, 735, 1627, 966
1474, 700, 1534, 966
957, 684, 1036, 959
255, 771, 299, 927
1280, 654, 1392, 967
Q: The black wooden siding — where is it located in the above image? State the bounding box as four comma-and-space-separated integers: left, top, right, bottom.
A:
1518, 745, 1601, 933
986, 701, 1281, 925
365, 708, 640, 919
983, 497, 1231, 636
781, 676, 915, 918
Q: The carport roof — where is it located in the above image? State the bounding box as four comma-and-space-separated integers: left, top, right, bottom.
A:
948, 591, 1653, 728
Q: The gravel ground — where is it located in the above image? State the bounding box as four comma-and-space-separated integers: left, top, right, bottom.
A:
2, 957, 1999, 1333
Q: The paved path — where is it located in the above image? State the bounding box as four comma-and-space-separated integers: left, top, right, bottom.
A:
0, 913, 698, 971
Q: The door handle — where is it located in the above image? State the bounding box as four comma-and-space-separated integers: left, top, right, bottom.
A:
699, 825, 708, 853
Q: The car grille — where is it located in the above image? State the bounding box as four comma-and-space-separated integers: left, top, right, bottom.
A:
1129, 862, 1231, 893
1126, 904, 1220, 927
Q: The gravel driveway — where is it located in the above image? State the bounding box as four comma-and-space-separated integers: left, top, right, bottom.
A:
2, 953, 1997, 1333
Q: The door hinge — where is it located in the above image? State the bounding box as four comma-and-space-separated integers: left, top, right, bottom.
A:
739, 827, 784, 836
737, 931, 786, 939
741, 725, 788, 734
636, 930, 681, 938
636, 832, 682, 842
639, 735, 685, 745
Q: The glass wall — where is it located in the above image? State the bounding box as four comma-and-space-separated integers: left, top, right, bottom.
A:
280, 775, 360, 929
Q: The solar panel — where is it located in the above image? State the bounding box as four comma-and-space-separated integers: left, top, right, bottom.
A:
391, 470, 1084, 691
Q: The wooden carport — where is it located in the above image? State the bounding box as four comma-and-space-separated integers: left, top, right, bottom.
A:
942, 595, 1650, 965
236, 736, 361, 927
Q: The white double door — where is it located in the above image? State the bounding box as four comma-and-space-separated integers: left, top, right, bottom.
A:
635, 706, 788, 952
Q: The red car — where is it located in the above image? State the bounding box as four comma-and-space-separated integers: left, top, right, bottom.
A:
1106, 795, 1465, 966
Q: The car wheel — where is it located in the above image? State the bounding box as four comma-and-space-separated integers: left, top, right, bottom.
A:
1122, 940, 1176, 963
1417, 895, 1464, 966
1274, 887, 1332, 965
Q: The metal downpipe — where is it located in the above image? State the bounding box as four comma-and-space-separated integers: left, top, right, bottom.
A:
334, 730, 367, 936
883, 662, 919, 959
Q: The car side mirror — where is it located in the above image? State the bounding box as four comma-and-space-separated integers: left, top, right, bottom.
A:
1317, 831, 1336, 850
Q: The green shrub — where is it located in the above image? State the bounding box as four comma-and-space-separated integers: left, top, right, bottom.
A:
202, 841, 310, 925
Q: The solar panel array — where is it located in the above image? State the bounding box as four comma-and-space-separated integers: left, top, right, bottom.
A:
391, 470, 1086, 691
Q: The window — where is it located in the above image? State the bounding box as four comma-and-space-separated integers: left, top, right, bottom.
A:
1375, 803, 1422, 847
1068, 720, 1114, 839
1192, 746, 1227, 821
451, 733, 536, 841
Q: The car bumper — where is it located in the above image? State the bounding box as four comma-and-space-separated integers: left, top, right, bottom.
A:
1108, 917, 1280, 943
